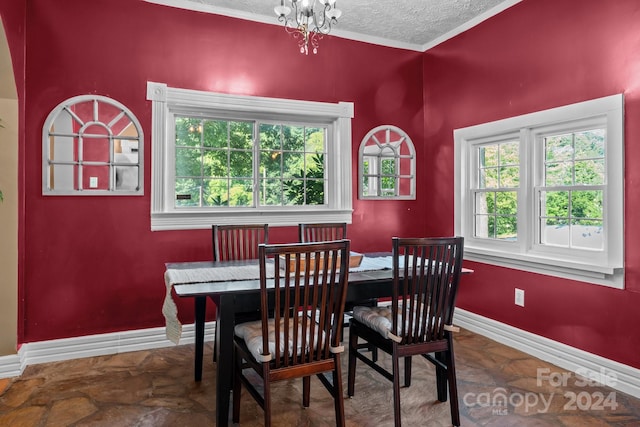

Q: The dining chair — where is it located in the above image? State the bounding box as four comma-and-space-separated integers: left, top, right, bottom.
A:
209, 224, 269, 363
233, 240, 351, 427
347, 236, 464, 427
299, 222, 379, 360
298, 222, 347, 243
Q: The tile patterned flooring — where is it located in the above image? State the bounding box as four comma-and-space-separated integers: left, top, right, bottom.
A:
1, 328, 639, 426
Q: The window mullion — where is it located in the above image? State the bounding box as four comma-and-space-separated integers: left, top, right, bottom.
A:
253, 121, 260, 207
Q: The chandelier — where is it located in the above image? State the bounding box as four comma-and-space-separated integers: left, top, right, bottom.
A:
274, 0, 342, 55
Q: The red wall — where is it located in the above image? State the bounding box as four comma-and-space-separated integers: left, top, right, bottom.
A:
3, 0, 639, 370
4, 0, 425, 343
423, 0, 640, 368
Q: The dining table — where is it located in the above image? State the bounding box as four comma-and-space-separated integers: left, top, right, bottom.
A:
163, 254, 472, 427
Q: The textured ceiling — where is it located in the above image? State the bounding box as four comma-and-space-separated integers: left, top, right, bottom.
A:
148, 0, 521, 51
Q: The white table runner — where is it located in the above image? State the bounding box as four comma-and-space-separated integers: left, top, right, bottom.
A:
163, 264, 275, 344
163, 257, 391, 344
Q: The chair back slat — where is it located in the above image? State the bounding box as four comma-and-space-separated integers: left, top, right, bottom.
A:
212, 224, 269, 261
259, 240, 350, 369
299, 223, 347, 243
391, 237, 464, 344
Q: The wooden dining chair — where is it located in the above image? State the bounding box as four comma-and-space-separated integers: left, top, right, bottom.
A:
213, 224, 269, 263
233, 240, 351, 427
347, 236, 464, 427
299, 222, 379, 360
298, 222, 347, 243
208, 224, 269, 363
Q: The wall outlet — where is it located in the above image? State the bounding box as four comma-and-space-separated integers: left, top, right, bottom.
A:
89, 176, 98, 188
515, 288, 525, 307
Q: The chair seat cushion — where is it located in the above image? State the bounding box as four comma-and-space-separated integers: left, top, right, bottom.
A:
352, 305, 395, 340
352, 303, 431, 342
234, 318, 327, 362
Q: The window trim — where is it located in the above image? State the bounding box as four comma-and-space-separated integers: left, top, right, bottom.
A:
146, 82, 354, 230
454, 94, 624, 288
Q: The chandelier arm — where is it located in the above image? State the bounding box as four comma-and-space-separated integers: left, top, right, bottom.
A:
277, 0, 339, 54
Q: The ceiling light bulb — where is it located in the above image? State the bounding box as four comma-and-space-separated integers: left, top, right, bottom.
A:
274, 4, 291, 16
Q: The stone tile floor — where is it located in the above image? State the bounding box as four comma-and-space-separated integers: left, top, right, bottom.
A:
1, 329, 639, 426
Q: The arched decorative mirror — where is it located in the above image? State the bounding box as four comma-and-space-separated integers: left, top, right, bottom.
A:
358, 125, 415, 199
42, 95, 143, 195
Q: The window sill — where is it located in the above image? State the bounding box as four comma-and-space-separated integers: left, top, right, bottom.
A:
151, 209, 353, 231
464, 246, 624, 289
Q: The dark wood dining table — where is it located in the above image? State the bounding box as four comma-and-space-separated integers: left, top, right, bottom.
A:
166, 256, 471, 427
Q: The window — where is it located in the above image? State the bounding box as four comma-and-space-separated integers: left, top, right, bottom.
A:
454, 94, 624, 288
42, 95, 143, 195
358, 125, 416, 200
147, 82, 354, 230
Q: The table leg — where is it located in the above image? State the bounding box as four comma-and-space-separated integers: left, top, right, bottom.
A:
216, 294, 235, 427
194, 296, 206, 382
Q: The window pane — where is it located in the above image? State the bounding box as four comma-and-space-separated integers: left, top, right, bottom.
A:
282, 152, 303, 178
541, 218, 569, 247
203, 149, 228, 178
480, 145, 498, 167
571, 219, 603, 250
575, 159, 604, 185
229, 121, 253, 150
479, 168, 497, 188
574, 129, 605, 159
543, 191, 569, 218
283, 125, 304, 151
260, 127, 326, 207
228, 151, 252, 178
474, 190, 517, 241
496, 216, 517, 240
545, 162, 573, 186
474, 215, 494, 239
545, 133, 573, 161
203, 179, 229, 206
259, 124, 281, 150
475, 191, 494, 215
500, 142, 519, 162
229, 180, 253, 207
203, 120, 228, 149
174, 116, 328, 209
175, 117, 202, 147
499, 166, 519, 187
544, 128, 605, 187
305, 127, 325, 152
571, 190, 603, 220
496, 191, 517, 215
175, 147, 202, 177
261, 151, 282, 177
260, 179, 282, 206
283, 179, 303, 205
305, 179, 325, 205
175, 178, 201, 207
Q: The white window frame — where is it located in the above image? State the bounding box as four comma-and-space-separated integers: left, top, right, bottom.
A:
147, 82, 354, 231
454, 94, 624, 288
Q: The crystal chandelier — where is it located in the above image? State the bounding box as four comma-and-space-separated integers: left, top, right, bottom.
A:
274, 0, 342, 55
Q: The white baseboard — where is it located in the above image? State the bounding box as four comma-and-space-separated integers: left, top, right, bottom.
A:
0, 322, 216, 379
1, 312, 639, 401
454, 308, 640, 399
